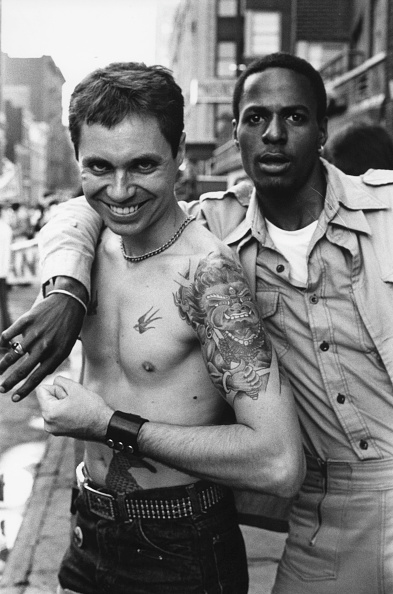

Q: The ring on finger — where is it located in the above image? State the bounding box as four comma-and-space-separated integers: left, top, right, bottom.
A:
10, 342, 25, 357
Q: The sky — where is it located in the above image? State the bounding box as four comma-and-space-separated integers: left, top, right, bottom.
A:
1, 0, 177, 122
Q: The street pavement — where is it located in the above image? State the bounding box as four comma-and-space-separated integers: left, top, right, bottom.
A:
0, 282, 287, 593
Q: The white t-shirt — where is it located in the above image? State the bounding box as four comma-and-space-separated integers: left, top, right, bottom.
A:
265, 218, 318, 287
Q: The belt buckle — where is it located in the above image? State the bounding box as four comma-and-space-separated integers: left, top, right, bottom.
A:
76, 462, 117, 520
84, 483, 117, 520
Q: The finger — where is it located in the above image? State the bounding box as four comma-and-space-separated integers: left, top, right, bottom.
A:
0, 350, 42, 393
35, 385, 59, 409
53, 385, 68, 400
0, 315, 30, 344
10, 357, 64, 402
53, 375, 78, 390
0, 347, 29, 375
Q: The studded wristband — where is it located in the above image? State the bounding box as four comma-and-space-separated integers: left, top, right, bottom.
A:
105, 411, 149, 455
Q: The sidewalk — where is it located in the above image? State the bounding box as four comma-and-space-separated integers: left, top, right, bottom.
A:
1, 283, 287, 593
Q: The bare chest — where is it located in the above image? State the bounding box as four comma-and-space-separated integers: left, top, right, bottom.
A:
81, 239, 200, 382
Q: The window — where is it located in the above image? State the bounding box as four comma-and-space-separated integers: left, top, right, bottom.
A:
215, 103, 233, 142
244, 11, 281, 57
216, 41, 237, 78
296, 41, 348, 71
217, 0, 237, 17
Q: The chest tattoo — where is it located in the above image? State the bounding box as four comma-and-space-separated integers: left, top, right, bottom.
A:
133, 306, 162, 334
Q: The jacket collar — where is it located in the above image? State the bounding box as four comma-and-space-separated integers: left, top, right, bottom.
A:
224, 159, 388, 245
322, 159, 387, 235
223, 187, 265, 247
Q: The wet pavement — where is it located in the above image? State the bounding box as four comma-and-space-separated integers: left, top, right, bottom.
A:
0, 283, 47, 575
0, 283, 82, 587
0, 282, 287, 593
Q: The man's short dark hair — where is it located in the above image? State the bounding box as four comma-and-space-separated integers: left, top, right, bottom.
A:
232, 52, 327, 123
69, 62, 184, 158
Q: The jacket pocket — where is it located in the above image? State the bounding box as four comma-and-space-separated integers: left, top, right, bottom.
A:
282, 482, 348, 580
256, 289, 289, 358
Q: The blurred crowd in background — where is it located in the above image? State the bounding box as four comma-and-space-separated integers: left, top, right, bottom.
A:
1, 196, 61, 241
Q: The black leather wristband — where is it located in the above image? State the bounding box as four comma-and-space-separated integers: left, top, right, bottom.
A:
105, 411, 149, 455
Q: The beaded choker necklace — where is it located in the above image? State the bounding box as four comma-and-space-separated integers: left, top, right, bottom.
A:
120, 215, 195, 262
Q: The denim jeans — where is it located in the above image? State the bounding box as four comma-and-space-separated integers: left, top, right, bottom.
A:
58, 486, 248, 594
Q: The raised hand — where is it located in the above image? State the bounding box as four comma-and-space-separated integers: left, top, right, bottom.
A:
0, 293, 85, 401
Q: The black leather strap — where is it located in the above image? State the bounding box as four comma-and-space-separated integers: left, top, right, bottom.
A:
105, 411, 149, 455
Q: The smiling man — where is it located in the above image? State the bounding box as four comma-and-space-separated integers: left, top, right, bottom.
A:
17, 62, 304, 594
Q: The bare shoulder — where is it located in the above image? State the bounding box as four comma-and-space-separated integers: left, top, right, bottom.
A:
176, 221, 245, 301
182, 218, 235, 261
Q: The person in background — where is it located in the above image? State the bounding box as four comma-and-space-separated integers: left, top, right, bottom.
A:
3, 51, 393, 593
323, 119, 393, 175
30, 204, 46, 236
9, 203, 32, 240
0, 205, 13, 334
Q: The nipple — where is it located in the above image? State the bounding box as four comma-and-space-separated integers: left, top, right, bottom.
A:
142, 361, 155, 372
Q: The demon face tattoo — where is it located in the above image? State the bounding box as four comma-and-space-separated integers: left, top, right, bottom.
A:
174, 253, 272, 403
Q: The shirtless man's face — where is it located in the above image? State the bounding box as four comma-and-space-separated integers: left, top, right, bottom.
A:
78, 115, 185, 251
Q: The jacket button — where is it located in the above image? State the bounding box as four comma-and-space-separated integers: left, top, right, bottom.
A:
359, 440, 369, 450
309, 294, 319, 304
320, 341, 329, 351
337, 394, 345, 404
276, 264, 285, 273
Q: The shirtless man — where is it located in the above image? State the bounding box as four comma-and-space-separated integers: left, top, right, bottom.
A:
34, 62, 304, 594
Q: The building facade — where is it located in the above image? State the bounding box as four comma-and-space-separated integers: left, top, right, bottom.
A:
321, 0, 393, 138
2, 54, 78, 204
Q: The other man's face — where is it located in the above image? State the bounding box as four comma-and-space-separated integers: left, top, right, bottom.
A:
233, 67, 327, 198
78, 115, 184, 241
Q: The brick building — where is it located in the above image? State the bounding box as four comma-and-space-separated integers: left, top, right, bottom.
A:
3, 54, 78, 204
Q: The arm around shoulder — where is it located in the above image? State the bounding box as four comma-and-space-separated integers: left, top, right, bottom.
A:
39, 196, 102, 295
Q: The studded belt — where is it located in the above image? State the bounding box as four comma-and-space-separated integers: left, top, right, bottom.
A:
76, 462, 230, 522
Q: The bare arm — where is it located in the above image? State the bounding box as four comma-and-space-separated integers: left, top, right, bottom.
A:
137, 251, 304, 495
37, 251, 304, 496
